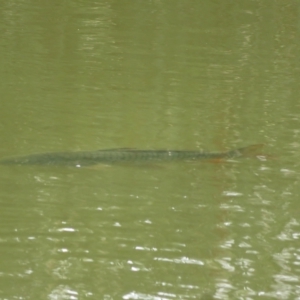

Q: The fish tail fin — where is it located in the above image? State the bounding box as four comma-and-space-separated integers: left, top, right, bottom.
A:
227, 144, 265, 158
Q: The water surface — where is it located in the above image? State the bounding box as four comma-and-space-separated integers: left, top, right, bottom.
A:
0, 1, 300, 299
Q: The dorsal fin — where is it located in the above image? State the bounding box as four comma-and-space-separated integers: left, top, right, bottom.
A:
97, 148, 136, 151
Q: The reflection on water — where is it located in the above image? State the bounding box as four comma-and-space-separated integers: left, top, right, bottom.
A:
1, 154, 300, 299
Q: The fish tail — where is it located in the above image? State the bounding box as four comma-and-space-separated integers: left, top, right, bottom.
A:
227, 144, 265, 158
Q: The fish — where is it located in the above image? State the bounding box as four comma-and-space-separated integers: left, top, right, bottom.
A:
0, 144, 264, 167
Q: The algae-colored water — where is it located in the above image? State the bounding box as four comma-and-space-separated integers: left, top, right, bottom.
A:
0, 1, 300, 299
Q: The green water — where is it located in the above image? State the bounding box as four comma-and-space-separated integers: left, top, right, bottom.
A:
0, 1, 300, 299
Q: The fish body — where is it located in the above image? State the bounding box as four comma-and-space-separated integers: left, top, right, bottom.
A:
0, 144, 263, 167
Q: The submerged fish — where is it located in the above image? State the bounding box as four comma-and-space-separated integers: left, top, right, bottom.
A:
0, 144, 263, 167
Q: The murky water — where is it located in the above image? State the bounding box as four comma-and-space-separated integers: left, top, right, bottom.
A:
0, 1, 300, 299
